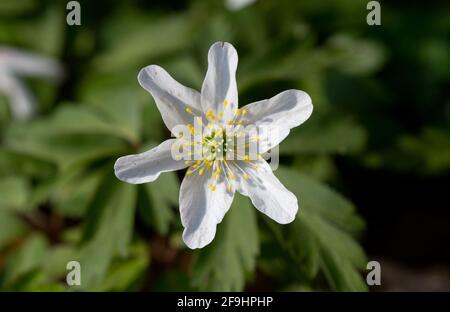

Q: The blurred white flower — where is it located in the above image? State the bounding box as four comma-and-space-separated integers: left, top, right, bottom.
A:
114, 42, 313, 249
226, 0, 256, 11
0, 47, 63, 120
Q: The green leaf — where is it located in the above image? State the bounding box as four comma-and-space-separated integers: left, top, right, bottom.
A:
397, 127, 450, 174
280, 118, 367, 155
139, 171, 179, 235
78, 176, 137, 289
192, 194, 259, 291
0, 0, 37, 16
78, 76, 144, 144
48, 105, 134, 141
0, 176, 30, 212
93, 14, 193, 72
276, 167, 367, 291
42, 245, 77, 280
96, 242, 150, 291
51, 169, 104, 218
0, 210, 26, 249
290, 218, 320, 279
2, 234, 48, 286
324, 34, 386, 76
4, 121, 126, 172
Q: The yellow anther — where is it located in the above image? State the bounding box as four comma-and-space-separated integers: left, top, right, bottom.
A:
244, 155, 250, 161
185, 107, 192, 114
227, 184, 232, 192
185, 160, 191, 165
245, 143, 249, 148
193, 164, 199, 169
227, 120, 233, 125
219, 112, 223, 118
206, 110, 217, 121
243, 173, 249, 180
187, 169, 193, 175
213, 169, 221, 179
223, 100, 228, 106
237, 120, 243, 125
208, 183, 217, 191
199, 168, 204, 176
236, 109, 241, 115
242, 109, 247, 116
196, 160, 201, 165
228, 171, 235, 180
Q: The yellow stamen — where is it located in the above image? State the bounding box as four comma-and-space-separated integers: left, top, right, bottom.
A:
213, 169, 221, 180
223, 100, 228, 106
185, 107, 192, 114
208, 183, 217, 191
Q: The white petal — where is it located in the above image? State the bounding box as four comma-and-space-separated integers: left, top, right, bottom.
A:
201, 42, 238, 123
138, 65, 203, 133
179, 168, 234, 249
241, 90, 313, 152
234, 159, 298, 224
114, 139, 186, 184
0, 47, 63, 80
0, 73, 35, 120
226, 0, 257, 11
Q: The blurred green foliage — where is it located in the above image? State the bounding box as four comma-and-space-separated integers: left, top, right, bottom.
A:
0, 0, 448, 291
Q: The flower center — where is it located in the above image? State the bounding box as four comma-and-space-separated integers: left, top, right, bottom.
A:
180, 102, 262, 192
201, 128, 230, 161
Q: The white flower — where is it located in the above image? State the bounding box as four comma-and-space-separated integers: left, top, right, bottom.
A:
225, 0, 257, 11
0, 47, 63, 120
114, 42, 313, 249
